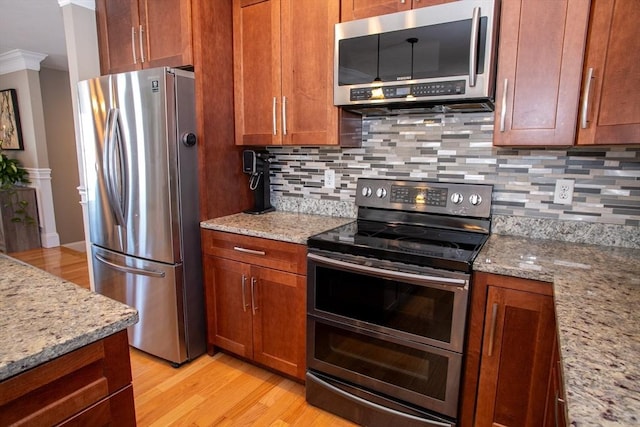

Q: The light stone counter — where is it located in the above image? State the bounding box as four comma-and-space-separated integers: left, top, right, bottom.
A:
200, 211, 354, 244
475, 235, 640, 426
0, 255, 138, 381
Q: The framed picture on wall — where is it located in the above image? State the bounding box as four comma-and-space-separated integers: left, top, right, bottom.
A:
0, 88, 24, 150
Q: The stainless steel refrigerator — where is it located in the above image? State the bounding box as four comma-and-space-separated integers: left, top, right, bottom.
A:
77, 67, 205, 366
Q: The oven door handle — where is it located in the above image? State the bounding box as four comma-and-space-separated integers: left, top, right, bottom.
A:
308, 253, 469, 288
307, 372, 452, 427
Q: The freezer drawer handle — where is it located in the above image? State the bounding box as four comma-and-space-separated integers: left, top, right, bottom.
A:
95, 254, 166, 278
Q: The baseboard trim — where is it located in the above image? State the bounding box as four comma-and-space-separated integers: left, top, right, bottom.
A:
62, 241, 86, 252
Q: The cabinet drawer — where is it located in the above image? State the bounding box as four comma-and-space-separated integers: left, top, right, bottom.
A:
59, 385, 135, 426
0, 330, 132, 426
202, 230, 307, 275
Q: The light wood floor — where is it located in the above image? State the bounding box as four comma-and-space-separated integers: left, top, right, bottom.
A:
9, 247, 357, 427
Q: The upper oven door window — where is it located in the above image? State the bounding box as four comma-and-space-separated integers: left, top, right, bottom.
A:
307, 253, 469, 353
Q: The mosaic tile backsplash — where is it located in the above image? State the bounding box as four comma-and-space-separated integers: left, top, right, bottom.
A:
266, 112, 640, 227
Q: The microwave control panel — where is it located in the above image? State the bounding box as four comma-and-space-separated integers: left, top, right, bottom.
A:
350, 80, 466, 101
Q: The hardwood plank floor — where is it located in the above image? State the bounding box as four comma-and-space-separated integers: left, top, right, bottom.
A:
10, 246, 92, 289
8, 247, 357, 427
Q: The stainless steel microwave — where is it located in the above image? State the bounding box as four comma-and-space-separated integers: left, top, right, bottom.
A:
334, 0, 500, 113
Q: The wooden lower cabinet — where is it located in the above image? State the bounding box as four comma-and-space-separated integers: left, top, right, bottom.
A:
202, 230, 307, 381
461, 272, 558, 426
543, 337, 567, 427
0, 330, 135, 426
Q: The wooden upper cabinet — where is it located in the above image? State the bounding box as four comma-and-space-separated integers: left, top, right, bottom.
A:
96, 0, 193, 75
233, 0, 340, 146
493, 0, 590, 146
96, 0, 140, 74
340, 0, 459, 21
576, 0, 640, 145
140, 0, 193, 69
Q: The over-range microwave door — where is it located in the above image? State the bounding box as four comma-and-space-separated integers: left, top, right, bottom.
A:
334, 0, 499, 108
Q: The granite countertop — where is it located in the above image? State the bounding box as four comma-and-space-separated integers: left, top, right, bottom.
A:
475, 234, 640, 426
0, 255, 138, 381
201, 211, 354, 244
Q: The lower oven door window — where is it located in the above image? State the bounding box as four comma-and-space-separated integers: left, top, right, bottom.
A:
308, 253, 469, 353
307, 316, 462, 418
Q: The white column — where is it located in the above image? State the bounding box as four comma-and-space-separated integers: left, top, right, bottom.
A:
24, 167, 60, 248
59, 0, 100, 290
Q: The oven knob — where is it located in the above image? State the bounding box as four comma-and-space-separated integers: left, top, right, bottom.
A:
361, 186, 372, 197
376, 188, 387, 198
469, 194, 483, 206
450, 192, 464, 204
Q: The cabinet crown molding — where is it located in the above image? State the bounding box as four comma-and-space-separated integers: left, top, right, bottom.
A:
0, 49, 47, 75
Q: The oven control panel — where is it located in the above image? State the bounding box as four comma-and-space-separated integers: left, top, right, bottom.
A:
356, 178, 493, 218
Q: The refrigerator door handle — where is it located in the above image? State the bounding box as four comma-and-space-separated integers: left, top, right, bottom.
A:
103, 108, 127, 226
95, 253, 166, 278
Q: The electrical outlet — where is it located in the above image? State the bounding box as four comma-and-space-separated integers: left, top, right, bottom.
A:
554, 179, 574, 205
324, 169, 335, 189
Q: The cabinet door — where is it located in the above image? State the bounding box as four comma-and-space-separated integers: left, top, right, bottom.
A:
233, 0, 282, 146
340, 0, 459, 21
139, 0, 193, 69
577, 0, 640, 145
252, 266, 306, 380
96, 0, 141, 75
280, 0, 339, 146
493, 0, 590, 146
475, 286, 556, 427
340, 0, 411, 21
543, 337, 567, 427
204, 256, 253, 358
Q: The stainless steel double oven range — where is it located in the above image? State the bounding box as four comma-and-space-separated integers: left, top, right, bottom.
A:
306, 178, 493, 427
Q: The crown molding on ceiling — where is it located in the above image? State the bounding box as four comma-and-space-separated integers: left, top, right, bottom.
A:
0, 49, 48, 75
58, 0, 96, 11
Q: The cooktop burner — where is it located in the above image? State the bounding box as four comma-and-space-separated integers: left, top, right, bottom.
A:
307, 179, 493, 273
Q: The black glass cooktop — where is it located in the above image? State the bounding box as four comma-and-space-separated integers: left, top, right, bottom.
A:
307, 220, 488, 273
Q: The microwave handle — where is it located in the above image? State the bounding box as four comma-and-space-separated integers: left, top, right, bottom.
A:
469, 6, 481, 87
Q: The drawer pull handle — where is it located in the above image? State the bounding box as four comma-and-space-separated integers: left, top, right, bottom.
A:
272, 97, 277, 135
251, 277, 258, 315
499, 78, 508, 132
241, 274, 248, 312
487, 303, 498, 357
131, 27, 137, 64
581, 67, 594, 129
282, 96, 287, 135
138, 25, 145, 62
233, 246, 266, 256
